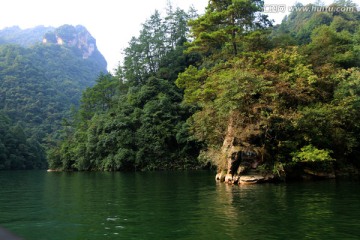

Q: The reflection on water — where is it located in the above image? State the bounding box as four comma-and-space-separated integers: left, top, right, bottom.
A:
0, 171, 360, 239
215, 180, 360, 239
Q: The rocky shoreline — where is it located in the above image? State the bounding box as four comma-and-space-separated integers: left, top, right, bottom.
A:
215, 163, 360, 185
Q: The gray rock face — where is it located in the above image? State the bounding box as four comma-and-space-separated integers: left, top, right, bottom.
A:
43, 25, 98, 59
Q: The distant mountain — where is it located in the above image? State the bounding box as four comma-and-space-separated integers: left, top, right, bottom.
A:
0, 24, 108, 169
0, 25, 54, 47
0, 24, 107, 70
42, 24, 107, 70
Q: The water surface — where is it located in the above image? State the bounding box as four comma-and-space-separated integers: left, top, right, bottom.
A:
0, 171, 359, 239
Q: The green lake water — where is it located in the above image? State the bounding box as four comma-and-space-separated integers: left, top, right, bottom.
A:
0, 171, 360, 239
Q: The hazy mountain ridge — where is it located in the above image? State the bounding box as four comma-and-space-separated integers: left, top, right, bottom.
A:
0, 24, 107, 70
0, 25, 54, 47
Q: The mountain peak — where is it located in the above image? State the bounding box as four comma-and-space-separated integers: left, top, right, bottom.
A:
43, 24, 97, 59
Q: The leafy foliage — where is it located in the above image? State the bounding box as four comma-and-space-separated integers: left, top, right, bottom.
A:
5, 0, 360, 176
49, 6, 202, 171
292, 145, 334, 163
186, 0, 271, 58
177, 0, 360, 175
0, 111, 46, 169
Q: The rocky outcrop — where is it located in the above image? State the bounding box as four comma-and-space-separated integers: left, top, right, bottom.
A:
43, 25, 98, 59
239, 175, 265, 184
215, 113, 274, 185
215, 171, 226, 182
215, 113, 359, 184
224, 174, 233, 183
216, 168, 275, 185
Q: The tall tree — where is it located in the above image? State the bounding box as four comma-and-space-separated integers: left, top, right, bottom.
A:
49, 5, 202, 171
177, 0, 360, 179
186, 0, 271, 58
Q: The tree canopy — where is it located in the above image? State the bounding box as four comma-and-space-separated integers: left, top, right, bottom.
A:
176, 0, 360, 176
3, 1, 360, 178
48, 6, 202, 171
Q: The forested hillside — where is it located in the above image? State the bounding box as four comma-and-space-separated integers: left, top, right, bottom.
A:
40, 0, 360, 178
48, 7, 202, 171
0, 111, 46, 169
0, 25, 107, 169
176, 0, 360, 180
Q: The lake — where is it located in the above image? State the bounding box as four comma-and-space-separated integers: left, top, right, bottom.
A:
0, 171, 360, 239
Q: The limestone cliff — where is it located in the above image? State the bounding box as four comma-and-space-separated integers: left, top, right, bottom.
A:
215, 111, 274, 185
42, 25, 100, 60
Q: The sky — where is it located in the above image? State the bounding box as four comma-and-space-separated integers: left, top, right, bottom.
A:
0, 0, 338, 72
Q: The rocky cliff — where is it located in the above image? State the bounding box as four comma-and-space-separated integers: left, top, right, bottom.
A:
0, 24, 107, 70
215, 112, 276, 185
43, 25, 99, 60
42, 25, 107, 70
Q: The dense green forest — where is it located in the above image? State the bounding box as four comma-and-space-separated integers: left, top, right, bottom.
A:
0, 25, 107, 169
48, 7, 202, 171
176, 0, 360, 178
0, 111, 46, 169
3, 0, 360, 179
50, 0, 360, 177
